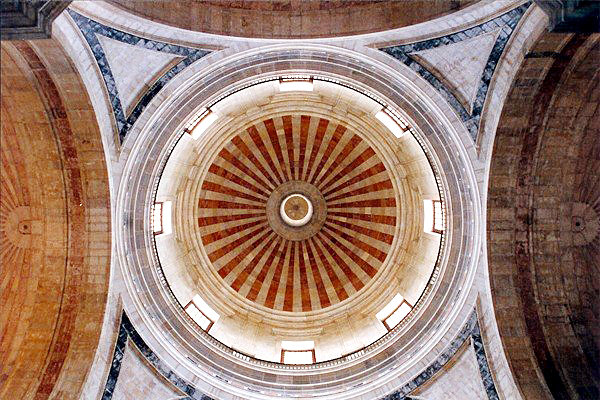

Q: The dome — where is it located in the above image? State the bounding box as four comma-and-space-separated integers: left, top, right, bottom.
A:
6, 1, 594, 399
155, 78, 442, 362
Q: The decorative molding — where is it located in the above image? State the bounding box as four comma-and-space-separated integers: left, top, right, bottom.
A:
0, 0, 71, 40
102, 312, 213, 400
67, 10, 211, 144
380, 2, 531, 141
104, 310, 497, 400
383, 309, 499, 400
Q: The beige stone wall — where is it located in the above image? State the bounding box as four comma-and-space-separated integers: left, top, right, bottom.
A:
488, 33, 600, 399
0, 39, 111, 400
108, 0, 475, 39
111, 342, 184, 400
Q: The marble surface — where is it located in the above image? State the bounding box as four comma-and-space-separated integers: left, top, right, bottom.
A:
380, 2, 531, 141
68, 10, 210, 143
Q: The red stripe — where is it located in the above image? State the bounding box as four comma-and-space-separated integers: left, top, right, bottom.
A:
309, 124, 346, 184
328, 198, 396, 209
315, 233, 364, 291
209, 226, 268, 263
298, 115, 310, 180
283, 242, 296, 311
309, 238, 349, 302
264, 241, 290, 309
217, 148, 273, 191
315, 134, 363, 187
320, 147, 376, 191
328, 211, 396, 226
326, 179, 393, 202
232, 136, 279, 187
198, 199, 264, 210
201, 219, 266, 246
324, 224, 388, 263
247, 125, 284, 184
304, 118, 328, 182
264, 118, 289, 181
321, 228, 380, 276
283, 115, 295, 180
231, 235, 278, 291
198, 213, 266, 227
322, 162, 387, 197
326, 218, 394, 245
304, 239, 331, 308
202, 180, 265, 203
246, 238, 283, 301
208, 163, 270, 198
298, 242, 312, 311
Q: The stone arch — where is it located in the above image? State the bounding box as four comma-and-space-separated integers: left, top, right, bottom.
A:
488, 33, 599, 399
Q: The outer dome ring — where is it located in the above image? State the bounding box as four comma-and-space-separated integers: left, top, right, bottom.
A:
115, 45, 480, 399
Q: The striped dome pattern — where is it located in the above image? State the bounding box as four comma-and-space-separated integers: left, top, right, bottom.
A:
197, 114, 397, 312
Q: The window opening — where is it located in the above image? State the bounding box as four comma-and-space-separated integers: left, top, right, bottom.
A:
280, 340, 316, 364
153, 201, 172, 235
375, 108, 408, 138
185, 108, 218, 139
279, 76, 313, 92
185, 294, 219, 332
376, 293, 413, 331
423, 199, 444, 234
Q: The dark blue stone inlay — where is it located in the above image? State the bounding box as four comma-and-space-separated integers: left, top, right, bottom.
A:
380, 3, 531, 141
382, 309, 500, 400
67, 10, 211, 144
101, 312, 214, 400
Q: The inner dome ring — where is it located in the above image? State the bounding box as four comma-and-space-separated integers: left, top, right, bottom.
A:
117, 49, 479, 390
266, 181, 327, 242
281, 194, 312, 226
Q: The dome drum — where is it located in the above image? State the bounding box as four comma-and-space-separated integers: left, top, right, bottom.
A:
116, 46, 480, 398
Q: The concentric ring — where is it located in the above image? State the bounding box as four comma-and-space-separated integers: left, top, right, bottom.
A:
281, 194, 312, 226
197, 114, 398, 312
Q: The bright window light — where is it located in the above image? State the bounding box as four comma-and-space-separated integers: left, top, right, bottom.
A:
385, 302, 412, 329
153, 202, 163, 234
281, 340, 314, 351
376, 293, 413, 331
282, 350, 315, 364
281, 340, 315, 364
424, 199, 443, 234
433, 200, 444, 233
153, 201, 172, 235
375, 109, 407, 138
186, 303, 212, 330
192, 294, 220, 322
188, 109, 218, 139
185, 295, 219, 332
376, 294, 404, 321
279, 77, 313, 92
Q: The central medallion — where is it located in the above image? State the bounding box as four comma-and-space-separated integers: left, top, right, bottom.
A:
281, 194, 312, 226
266, 181, 327, 241
195, 114, 397, 312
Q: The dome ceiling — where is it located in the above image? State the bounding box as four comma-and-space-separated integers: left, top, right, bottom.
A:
108, 0, 475, 39
154, 78, 442, 364
197, 114, 397, 312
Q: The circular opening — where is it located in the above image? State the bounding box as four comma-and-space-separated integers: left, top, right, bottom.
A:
280, 193, 313, 226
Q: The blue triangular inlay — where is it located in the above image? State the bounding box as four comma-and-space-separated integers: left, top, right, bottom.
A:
380, 2, 531, 141
68, 10, 211, 144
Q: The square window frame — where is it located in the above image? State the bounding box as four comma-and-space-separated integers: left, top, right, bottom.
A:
381, 299, 413, 331
152, 202, 164, 235
184, 299, 215, 332
280, 349, 316, 364
432, 199, 444, 234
